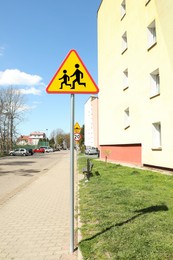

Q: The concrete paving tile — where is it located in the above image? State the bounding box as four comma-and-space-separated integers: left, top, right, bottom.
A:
0, 153, 78, 259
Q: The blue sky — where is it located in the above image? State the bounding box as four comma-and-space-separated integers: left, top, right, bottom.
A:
0, 0, 101, 137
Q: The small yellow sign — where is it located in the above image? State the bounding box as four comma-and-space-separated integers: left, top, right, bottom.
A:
46, 50, 99, 94
74, 122, 81, 133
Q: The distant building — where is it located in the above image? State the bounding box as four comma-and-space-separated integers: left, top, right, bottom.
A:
98, 0, 173, 169
17, 135, 32, 146
29, 132, 46, 146
84, 96, 99, 148
16, 132, 46, 146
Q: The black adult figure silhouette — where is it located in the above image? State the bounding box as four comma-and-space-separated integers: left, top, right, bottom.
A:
70, 64, 86, 89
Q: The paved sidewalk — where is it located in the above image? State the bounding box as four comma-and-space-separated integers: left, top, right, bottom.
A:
0, 154, 78, 260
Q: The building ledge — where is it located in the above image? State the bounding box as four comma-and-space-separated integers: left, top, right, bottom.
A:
121, 47, 128, 55
124, 125, 130, 130
121, 13, 126, 21
150, 93, 160, 99
123, 86, 129, 91
147, 42, 157, 51
151, 147, 162, 151
145, 0, 151, 6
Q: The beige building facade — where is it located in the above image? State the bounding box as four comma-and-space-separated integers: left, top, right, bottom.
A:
84, 96, 99, 148
98, 0, 173, 169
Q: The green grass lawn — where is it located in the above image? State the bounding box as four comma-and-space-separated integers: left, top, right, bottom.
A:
78, 156, 173, 260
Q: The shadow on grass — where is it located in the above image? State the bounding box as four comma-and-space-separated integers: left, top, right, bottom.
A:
79, 204, 168, 244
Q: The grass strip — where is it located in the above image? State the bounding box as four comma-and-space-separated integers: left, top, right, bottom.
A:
78, 156, 173, 259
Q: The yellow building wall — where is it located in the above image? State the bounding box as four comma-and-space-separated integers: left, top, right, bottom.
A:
98, 0, 173, 168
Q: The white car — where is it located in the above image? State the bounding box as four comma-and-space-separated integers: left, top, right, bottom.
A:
39, 146, 53, 152
85, 147, 99, 155
47, 147, 53, 152
9, 148, 30, 156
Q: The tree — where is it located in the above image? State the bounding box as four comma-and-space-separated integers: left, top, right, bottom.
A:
49, 130, 56, 142
103, 150, 111, 162
64, 133, 70, 149
49, 137, 55, 147
50, 128, 70, 149
79, 125, 84, 146
55, 128, 65, 148
0, 87, 26, 154
79, 124, 85, 152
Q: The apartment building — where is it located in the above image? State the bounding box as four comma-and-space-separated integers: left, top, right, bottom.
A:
84, 96, 99, 148
98, 0, 173, 169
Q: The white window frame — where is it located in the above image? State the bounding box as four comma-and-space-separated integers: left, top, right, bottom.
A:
150, 68, 160, 97
124, 107, 130, 129
152, 122, 161, 149
122, 31, 128, 53
123, 68, 129, 90
121, 0, 126, 19
147, 20, 157, 49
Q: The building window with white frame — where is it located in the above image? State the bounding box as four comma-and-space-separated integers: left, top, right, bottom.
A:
150, 68, 160, 97
124, 107, 130, 129
121, 0, 126, 19
147, 20, 157, 49
122, 31, 128, 53
152, 122, 161, 149
123, 68, 129, 90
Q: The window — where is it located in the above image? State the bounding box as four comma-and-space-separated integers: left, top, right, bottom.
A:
150, 68, 160, 97
124, 107, 130, 129
147, 20, 157, 49
122, 31, 127, 53
121, 0, 126, 19
152, 122, 161, 149
123, 69, 128, 90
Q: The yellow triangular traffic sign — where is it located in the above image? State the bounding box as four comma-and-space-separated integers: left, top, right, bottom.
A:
46, 50, 99, 94
74, 122, 81, 133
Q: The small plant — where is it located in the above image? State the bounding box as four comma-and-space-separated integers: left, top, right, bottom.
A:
103, 149, 111, 162
80, 144, 85, 154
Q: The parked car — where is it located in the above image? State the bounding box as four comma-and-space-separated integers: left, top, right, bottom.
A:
54, 146, 61, 151
47, 147, 53, 152
26, 148, 34, 155
33, 147, 45, 153
9, 148, 30, 156
39, 146, 53, 152
85, 147, 99, 155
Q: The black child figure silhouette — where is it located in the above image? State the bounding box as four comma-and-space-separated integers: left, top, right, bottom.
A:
59, 70, 71, 89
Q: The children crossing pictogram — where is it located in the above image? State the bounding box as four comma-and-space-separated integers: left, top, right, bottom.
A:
59, 70, 71, 89
46, 49, 99, 94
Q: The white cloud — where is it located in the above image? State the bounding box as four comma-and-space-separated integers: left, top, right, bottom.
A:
0, 69, 43, 86
0, 46, 5, 56
20, 87, 42, 95
17, 104, 32, 112
32, 101, 42, 105
17, 103, 41, 112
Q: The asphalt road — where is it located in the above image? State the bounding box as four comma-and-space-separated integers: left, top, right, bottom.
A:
0, 150, 70, 206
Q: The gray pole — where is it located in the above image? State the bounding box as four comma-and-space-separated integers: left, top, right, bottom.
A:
70, 94, 75, 253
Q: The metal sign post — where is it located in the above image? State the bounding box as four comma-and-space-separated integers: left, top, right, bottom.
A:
70, 94, 75, 253
46, 49, 99, 254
